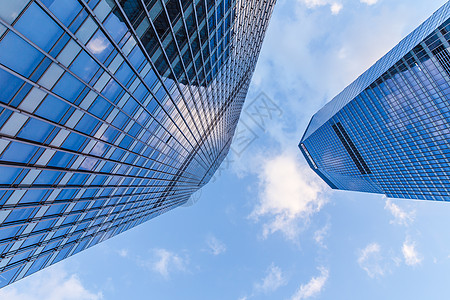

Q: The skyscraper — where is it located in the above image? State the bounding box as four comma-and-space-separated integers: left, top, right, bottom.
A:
0, 0, 275, 287
300, 2, 450, 201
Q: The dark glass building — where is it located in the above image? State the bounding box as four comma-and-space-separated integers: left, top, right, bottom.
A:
300, 2, 450, 201
0, 0, 275, 287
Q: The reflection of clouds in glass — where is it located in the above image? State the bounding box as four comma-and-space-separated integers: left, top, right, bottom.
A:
80, 157, 98, 171
87, 36, 109, 54
137, 110, 150, 124
91, 142, 106, 156
80, 142, 106, 170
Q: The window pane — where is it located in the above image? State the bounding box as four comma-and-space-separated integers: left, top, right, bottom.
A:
0, 32, 43, 76
14, 3, 63, 52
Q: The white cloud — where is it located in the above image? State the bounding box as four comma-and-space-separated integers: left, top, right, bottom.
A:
330, 3, 343, 14
402, 239, 422, 266
254, 264, 287, 293
205, 235, 227, 256
140, 248, 188, 279
249, 151, 328, 241
314, 224, 330, 248
384, 198, 415, 226
0, 265, 102, 300
291, 267, 329, 300
299, 0, 344, 15
358, 240, 421, 276
117, 249, 128, 258
360, 0, 378, 5
357, 243, 388, 278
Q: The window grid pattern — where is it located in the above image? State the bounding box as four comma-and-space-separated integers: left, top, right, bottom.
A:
0, 0, 276, 287
300, 13, 450, 202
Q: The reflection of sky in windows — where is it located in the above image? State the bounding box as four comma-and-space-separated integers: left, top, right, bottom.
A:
0, 0, 275, 288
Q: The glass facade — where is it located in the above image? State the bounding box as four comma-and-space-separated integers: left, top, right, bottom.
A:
300, 2, 450, 201
0, 0, 276, 287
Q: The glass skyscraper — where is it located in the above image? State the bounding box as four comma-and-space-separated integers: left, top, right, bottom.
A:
0, 0, 275, 287
300, 2, 450, 201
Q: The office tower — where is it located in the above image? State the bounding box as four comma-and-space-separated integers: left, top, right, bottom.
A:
0, 0, 275, 287
300, 2, 450, 201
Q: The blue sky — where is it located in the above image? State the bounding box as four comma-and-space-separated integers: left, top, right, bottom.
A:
2, 0, 450, 299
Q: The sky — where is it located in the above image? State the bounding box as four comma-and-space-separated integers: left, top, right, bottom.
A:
2, 0, 450, 299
